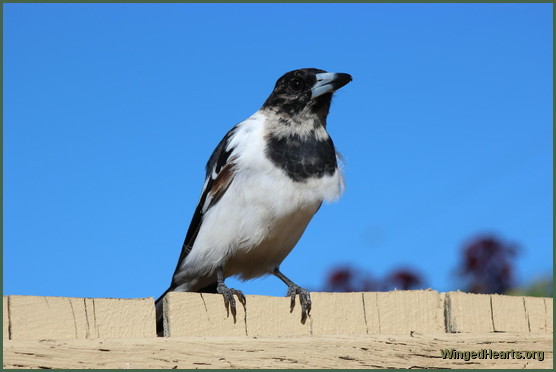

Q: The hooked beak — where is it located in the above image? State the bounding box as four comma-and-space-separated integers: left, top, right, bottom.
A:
311, 72, 352, 99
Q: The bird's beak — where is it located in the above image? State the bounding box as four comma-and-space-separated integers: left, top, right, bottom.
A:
311, 72, 352, 99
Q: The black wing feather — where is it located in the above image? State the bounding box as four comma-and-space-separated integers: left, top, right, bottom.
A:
168, 125, 238, 289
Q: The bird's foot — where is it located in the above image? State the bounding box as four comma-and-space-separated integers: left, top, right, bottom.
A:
217, 282, 246, 322
286, 285, 311, 324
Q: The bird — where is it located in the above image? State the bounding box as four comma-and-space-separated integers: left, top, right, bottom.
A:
156, 68, 352, 335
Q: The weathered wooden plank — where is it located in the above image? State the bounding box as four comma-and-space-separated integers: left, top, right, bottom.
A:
92, 297, 156, 338
245, 295, 310, 337
8, 295, 155, 340
491, 294, 529, 332
309, 292, 367, 335
9, 296, 90, 340
7, 292, 551, 342
445, 292, 494, 333
362, 292, 380, 334
524, 296, 548, 332
3, 333, 552, 369
364, 290, 445, 334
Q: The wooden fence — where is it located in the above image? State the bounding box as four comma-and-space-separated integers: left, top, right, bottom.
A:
3, 290, 553, 369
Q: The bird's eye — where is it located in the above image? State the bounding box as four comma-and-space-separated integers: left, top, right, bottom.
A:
289, 79, 304, 92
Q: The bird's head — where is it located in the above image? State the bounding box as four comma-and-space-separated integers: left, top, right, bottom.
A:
262, 68, 352, 121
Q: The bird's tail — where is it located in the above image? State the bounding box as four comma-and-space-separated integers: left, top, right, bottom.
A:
155, 288, 171, 336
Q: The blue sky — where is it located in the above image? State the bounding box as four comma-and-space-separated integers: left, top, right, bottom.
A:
4, 3, 552, 299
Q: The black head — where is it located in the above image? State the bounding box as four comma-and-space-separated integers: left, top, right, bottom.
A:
262, 68, 352, 119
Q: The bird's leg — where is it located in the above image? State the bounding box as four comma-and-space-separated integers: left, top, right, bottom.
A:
273, 267, 311, 324
216, 266, 246, 322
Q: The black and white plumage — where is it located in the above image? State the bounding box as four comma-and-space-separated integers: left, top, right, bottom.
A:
156, 68, 351, 334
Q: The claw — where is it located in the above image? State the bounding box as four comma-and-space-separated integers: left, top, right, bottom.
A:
217, 283, 245, 322
285, 285, 311, 324
287, 287, 296, 312
274, 269, 312, 324
235, 289, 247, 306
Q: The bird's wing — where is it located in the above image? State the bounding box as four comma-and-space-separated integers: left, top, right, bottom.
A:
170, 125, 239, 280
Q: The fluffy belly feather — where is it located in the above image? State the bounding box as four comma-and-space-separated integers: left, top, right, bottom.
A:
224, 202, 320, 279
